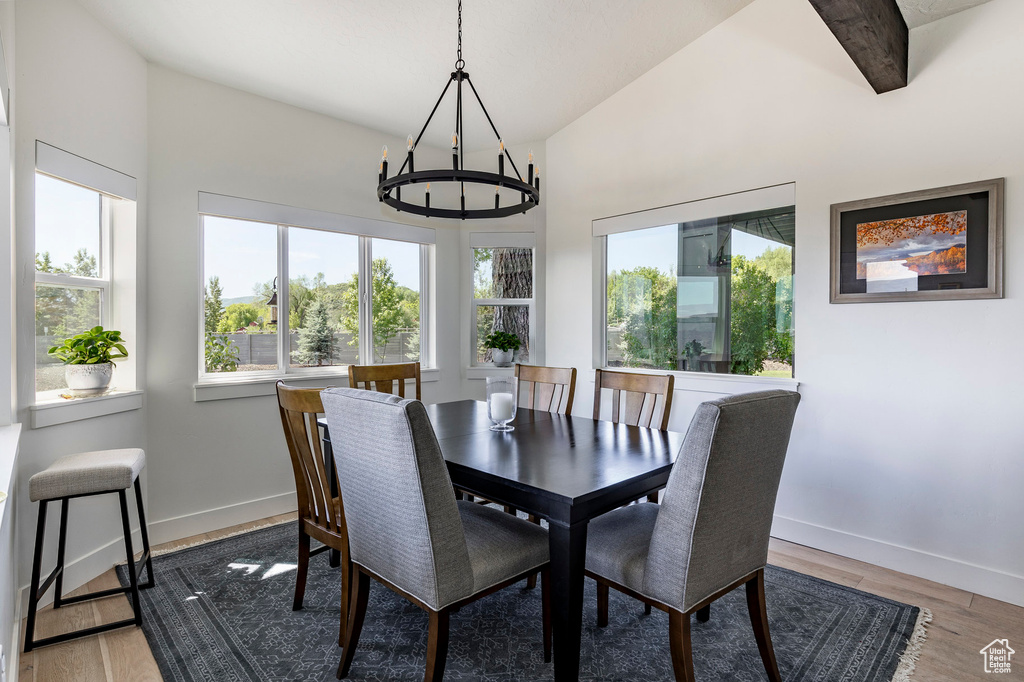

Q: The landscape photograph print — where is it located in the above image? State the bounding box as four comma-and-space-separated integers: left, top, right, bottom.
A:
855, 210, 967, 290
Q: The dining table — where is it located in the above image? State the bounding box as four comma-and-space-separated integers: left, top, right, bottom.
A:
320, 399, 684, 682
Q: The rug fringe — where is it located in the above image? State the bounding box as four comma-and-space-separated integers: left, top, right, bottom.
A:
891, 606, 932, 681
115, 517, 295, 565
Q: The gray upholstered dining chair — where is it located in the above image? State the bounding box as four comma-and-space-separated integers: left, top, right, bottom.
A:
585, 389, 800, 682
321, 387, 552, 682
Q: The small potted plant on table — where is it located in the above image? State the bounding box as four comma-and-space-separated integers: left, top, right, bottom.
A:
484, 331, 521, 368
47, 326, 129, 397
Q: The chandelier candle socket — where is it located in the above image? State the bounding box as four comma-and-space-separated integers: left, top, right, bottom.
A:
375, 0, 540, 220
528, 149, 534, 184
379, 145, 388, 183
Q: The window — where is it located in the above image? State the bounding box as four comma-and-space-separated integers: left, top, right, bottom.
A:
471, 234, 535, 365
200, 194, 433, 379
34, 142, 137, 399
600, 192, 794, 378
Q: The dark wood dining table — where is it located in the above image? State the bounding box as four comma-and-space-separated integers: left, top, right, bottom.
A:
321, 399, 684, 682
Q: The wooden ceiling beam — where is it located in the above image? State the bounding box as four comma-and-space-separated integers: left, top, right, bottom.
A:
808, 0, 909, 94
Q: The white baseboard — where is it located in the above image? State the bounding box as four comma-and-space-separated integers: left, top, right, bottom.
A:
147, 492, 297, 546
772, 515, 1024, 608
9, 584, 20, 682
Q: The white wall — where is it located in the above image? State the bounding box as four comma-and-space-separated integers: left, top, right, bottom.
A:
12, 0, 148, 595
144, 66, 483, 543
545, 0, 1024, 605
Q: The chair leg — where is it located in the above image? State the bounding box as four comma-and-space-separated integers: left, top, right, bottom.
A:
118, 490, 143, 626
696, 604, 710, 623
133, 479, 155, 589
668, 610, 696, 682
596, 580, 609, 627
294, 527, 310, 611
424, 609, 451, 682
23, 500, 49, 653
646, 492, 659, 503
337, 569, 370, 679
525, 573, 537, 590
746, 569, 781, 682
53, 498, 69, 609
644, 602, 652, 615
337, 556, 350, 647
541, 568, 552, 663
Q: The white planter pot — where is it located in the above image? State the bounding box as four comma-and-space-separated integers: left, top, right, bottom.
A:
491, 348, 515, 367
65, 363, 114, 397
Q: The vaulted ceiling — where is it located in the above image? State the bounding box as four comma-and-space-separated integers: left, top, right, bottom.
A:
74, 0, 995, 149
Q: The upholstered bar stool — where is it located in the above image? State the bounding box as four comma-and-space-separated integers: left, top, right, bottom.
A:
24, 448, 155, 652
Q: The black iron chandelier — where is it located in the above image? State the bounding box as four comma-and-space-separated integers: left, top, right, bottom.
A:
376, 0, 540, 220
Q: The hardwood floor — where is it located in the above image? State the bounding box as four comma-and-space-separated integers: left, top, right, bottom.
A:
19, 516, 1024, 681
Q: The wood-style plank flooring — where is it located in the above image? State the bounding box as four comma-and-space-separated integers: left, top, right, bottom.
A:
19, 513, 1024, 681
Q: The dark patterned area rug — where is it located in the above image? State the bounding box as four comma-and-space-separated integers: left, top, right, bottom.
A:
119, 522, 929, 681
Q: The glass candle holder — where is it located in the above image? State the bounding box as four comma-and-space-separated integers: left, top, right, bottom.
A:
486, 376, 518, 432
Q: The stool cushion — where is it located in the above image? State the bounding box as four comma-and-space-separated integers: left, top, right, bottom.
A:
30, 448, 146, 502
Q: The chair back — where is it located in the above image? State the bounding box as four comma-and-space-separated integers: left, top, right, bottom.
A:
515, 364, 577, 414
643, 390, 800, 611
321, 387, 473, 610
593, 369, 675, 430
348, 361, 422, 400
276, 382, 344, 540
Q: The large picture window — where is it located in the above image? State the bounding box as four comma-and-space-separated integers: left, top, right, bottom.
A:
600, 195, 795, 378
200, 194, 433, 379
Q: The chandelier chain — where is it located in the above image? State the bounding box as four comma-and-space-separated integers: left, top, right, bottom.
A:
455, 0, 465, 70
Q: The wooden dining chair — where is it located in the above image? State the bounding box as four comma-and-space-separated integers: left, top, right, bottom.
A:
586, 390, 801, 682
321, 387, 552, 681
515, 363, 577, 415
348, 361, 421, 400
275, 381, 350, 647
594, 368, 675, 503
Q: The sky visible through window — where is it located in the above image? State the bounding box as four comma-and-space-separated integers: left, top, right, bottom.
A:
35, 173, 101, 269
204, 217, 420, 300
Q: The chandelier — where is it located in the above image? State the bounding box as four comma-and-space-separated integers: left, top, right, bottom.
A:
377, 0, 540, 220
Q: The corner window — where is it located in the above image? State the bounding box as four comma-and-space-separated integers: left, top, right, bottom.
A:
200, 194, 433, 379
471, 236, 535, 365
601, 198, 795, 378
34, 146, 137, 400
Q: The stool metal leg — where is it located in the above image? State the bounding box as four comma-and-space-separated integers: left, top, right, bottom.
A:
119, 489, 143, 626
23, 500, 49, 653
133, 478, 155, 589
53, 498, 69, 609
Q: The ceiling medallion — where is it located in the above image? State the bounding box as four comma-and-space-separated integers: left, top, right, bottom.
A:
376, 0, 540, 220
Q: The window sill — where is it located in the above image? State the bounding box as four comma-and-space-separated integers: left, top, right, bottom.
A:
194, 368, 440, 402
30, 390, 144, 429
466, 366, 516, 380
598, 367, 799, 394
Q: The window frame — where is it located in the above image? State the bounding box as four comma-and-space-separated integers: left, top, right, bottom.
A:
469, 233, 537, 367
197, 194, 435, 383
592, 184, 798, 382
33, 141, 138, 404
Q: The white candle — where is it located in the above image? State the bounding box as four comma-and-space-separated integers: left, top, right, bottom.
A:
490, 392, 515, 422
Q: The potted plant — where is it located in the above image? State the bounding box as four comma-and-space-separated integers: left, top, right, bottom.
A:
47, 326, 129, 397
484, 331, 521, 368
683, 338, 705, 372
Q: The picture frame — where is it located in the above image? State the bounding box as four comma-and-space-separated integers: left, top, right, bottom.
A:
830, 178, 1003, 303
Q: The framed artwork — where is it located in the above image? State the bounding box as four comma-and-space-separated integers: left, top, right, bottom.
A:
830, 179, 1004, 303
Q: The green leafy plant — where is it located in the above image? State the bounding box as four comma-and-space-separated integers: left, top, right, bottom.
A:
47, 326, 129, 365
683, 339, 705, 357
205, 334, 239, 372
484, 331, 521, 352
